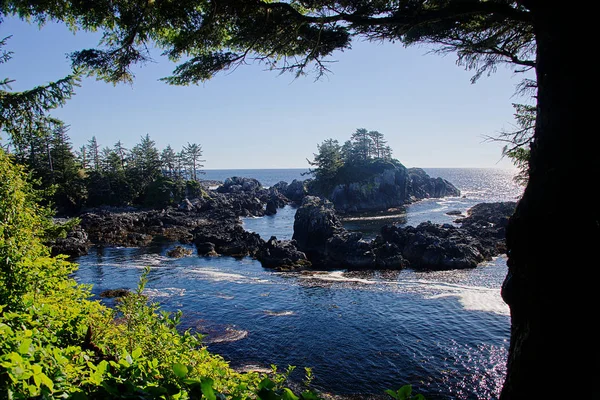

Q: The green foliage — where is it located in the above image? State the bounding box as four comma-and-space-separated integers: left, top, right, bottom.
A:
385, 385, 425, 400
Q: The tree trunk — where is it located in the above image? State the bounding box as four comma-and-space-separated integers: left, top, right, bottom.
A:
501, 5, 599, 399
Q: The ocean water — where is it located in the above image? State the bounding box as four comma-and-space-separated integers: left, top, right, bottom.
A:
73, 168, 522, 400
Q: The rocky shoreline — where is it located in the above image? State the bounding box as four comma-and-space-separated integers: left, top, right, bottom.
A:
49, 175, 516, 272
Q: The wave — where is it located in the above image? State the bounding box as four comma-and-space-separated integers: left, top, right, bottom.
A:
298, 271, 380, 285
204, 327, 249, 344
263, 310, 295, 316
293, 271, 508, 315
185, 268, 271, 285
144, 287, 186, 298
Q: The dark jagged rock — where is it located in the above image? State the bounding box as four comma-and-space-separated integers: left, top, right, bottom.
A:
380, 222, 486, 270
284, 179, 309, 203
256, 236, 311, 271
216, 176, 262, 193
166, 245, 193, 258
178, 198, 195, 211
292, 196, 512, 271
326, 163, 460, 214
331, 165, 410, 213
265, 199, 278, 216
292, 196, 344, 253
49, 225, 92, 257
271, 181, 289, 193
292, 196, 408, 269
446, 210, 463, 216
196, 242, 218, 256
372, 241, 408, 269
455, 201, 517, 254
99, 288, 130, 298
407, 168, 461, 200
193, 219, 264, 257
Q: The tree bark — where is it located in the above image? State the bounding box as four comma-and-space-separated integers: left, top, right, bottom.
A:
501, 4, 599, 399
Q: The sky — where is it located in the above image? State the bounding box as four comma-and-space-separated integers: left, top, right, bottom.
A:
1, 17, 532, 170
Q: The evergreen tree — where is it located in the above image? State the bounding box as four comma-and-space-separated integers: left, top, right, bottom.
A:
368, 130, 387, 159
161, 145, 176, 177
0, 36, 79, 143
87, 136, 100, 171
75, 145, 88, 169
114, 140, 128, 170
128, 134, 162, 202
307, 138, 343, 195
350, 128, 373, 162
182, 142, 205, 181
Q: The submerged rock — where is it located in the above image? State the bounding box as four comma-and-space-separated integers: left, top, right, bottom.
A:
166, 245, 193, 258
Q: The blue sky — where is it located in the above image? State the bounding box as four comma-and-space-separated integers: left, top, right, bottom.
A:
1, 17, 531, 169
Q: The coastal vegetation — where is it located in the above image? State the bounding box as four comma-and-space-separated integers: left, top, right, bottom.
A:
307, 129, 397, 196
6, 122, 207, 212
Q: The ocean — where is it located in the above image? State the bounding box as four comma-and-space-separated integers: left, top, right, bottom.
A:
73, 168, 522, 400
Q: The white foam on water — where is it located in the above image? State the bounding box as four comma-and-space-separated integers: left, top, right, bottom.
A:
185, 268, 272, 285
341, 214, 405, 222
420, 281, 509, 316
205, 328, 249, 344
138, 254, 172, 265
263, 310, 295, 316
186, 269, 247, 282
298, 271, 378, 285
144, 287, 186, 298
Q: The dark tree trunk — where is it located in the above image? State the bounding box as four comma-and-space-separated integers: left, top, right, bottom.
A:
501, 4, 599, 399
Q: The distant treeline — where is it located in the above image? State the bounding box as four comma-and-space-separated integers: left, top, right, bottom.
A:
6, 124, 206, 214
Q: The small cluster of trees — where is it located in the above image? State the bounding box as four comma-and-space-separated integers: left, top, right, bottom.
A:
7, 126, 206, 213
308, 128, 396, 195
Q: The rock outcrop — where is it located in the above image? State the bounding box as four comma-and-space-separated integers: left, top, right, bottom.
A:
328, 163, 460, 214
292, 196, 515, 270
292, 196, 408, 269
48, 225, 92, 257
407, 168, 461, 200
166, 245, 193, 258
256, 237, 311, 271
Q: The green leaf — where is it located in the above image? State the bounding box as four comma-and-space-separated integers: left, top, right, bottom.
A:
301, 391, 321, 400
172, 363, 188, 378
132, 347, 142, 360
201, 378, 216, 400
18, 339, 32, 355
258, 377, 276, 390
282, 388, 299, 400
